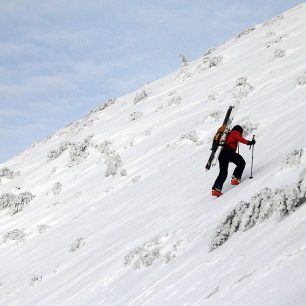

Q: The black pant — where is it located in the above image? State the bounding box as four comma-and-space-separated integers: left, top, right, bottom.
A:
212, 149, 246, 190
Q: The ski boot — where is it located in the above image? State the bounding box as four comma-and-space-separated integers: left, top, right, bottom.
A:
212, 188, 223, 197
231, 176, 241, 185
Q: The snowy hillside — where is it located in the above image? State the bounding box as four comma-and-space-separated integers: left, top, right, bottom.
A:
1, 3, 306, 306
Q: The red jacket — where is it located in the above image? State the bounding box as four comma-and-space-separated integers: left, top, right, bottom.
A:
224, 130, 249, 151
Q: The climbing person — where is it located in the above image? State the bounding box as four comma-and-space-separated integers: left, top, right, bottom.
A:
212, 125, 256, 197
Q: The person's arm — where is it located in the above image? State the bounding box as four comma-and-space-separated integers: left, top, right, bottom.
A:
233, 130, 250, 145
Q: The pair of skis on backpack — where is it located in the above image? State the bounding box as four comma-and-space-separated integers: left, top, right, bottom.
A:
205, 101, 240, 171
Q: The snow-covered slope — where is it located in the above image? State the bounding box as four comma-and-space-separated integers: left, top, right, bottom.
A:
1, 3, 306, 306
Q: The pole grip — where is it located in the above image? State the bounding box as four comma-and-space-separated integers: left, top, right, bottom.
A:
249, 135, 255, 149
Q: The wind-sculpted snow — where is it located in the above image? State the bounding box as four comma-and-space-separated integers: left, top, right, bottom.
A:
209, 170, 306, 252
0, 192, 35, 215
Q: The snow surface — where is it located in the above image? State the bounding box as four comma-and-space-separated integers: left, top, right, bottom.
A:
1, 3, 306, 306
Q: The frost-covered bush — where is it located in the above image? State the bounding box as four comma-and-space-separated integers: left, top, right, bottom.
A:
52, 182, 62, 196
296, 72, 306, 87
209, 56, 223, 68
0, 192, 35, 215
281, 149, 303, 170
197, 55, 223, 72
89, 98, 117, 114
47, 140, 75, 161
265, 34, 289, 48
274, 49, 286, 58
47, 149, 62, 161
98, 140, 112, 154
180, 131, 199, 143
68, 135, 93, 167
263, 15, 284, 26
129, 111, 143, 122
168, 96, 182, 107
134, 89, 148, 104
0, 167, 19, 180
120, 169, 128, 176
37, 224, 49, 233
3, 229, 27, 243
70, 237, 86, 252
203, 48, 215, 57
235, 26, 256, 39
176, 54, 191, 80
240, 119, 259, 136
209, 170, 306, 252
105, 150, 123, 177
31, 275, 42, 286
233, 77, 254, 99
207, 111, 223, 122
124, 232, 183, 270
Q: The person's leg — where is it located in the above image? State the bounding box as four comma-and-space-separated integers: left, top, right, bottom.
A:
231, 152, 246, 180
212, 151, 230, 191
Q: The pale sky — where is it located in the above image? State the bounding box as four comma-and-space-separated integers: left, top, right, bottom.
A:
0, 0, 304, 162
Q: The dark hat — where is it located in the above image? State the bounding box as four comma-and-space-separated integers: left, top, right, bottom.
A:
232, 125, 243, 134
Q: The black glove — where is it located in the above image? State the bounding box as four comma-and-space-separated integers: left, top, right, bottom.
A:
248, 139, 256, 146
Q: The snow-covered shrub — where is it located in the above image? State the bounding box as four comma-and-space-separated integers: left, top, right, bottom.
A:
265, 34, 289, 48
70, 237, 86, 252
129, 111, 143, 122
209, 56, 223, 68
105, 150, 123, 177
59, 140, 73, 152
263, 15, 284, 27
0, 192, 35, 215
209, 171, 306, 252
281, 149, 303, 170
168, 96, 182, 107
235, 26, 256, 39
0, 167, 19, 180
274, 49, 286, 58
131, 175, 141, 184
266, 31, 276, 38
296, 72, 306, 87
31, 275, 42, 286
155, 104, 164, 112
203, 48, 215, 57
180, 131, 199, 143
207, 111, 223, 122
240, 119, 259, 136
134, 89, 148, 104
52, 182, 62, 196
207, 94, 217, 103
3, 229, 27, 243
37, 224, 49, 233
120, 169, 128, 176
98, 140, 112, 154
68, 135, 93, 167
0, 193, 17, 210
89, 98, 117, 114
176, 54, 191, 80
233, 77, 254, 99
47, 149, 62, 161
124, 232, 183, 270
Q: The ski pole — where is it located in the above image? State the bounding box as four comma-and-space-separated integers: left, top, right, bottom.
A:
249, 135, 255, 179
